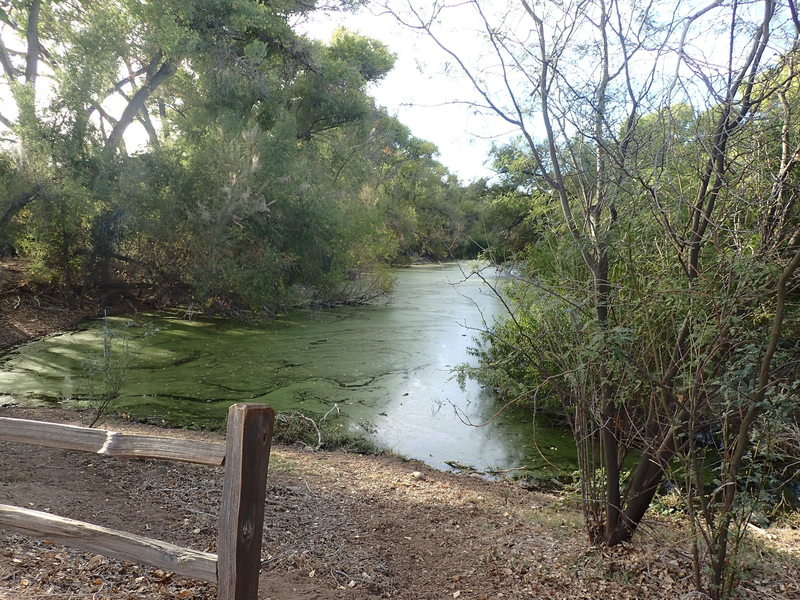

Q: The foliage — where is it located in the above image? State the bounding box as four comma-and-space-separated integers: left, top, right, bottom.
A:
77, 314, 157, 427
367, 116, 488, 260
389, 1, 800, 598
0, 0, 484, 312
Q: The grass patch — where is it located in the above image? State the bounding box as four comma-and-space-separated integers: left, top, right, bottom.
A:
518, 494, 584, 533
273, 411, 379, 454
266, 454, 300, 473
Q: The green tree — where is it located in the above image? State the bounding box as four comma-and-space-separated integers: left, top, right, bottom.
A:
1, 2, 419, 310
363, 115, 483, 260
0, 0, 316, 283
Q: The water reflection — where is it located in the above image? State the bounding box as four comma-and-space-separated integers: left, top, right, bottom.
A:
0, 262, 576, 474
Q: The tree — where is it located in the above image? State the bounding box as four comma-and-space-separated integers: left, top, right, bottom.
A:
0, 0, 315, 283
106, 29, 402, 310
292, 28, 396, 139
0, 1, 418, 309
350, 113, 484, 261
386, 2, 800, 594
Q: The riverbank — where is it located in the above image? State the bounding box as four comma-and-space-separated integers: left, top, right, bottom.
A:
0, 261, 94, 353
1, 407, 799, 600
0, 262, 558, 475
1, 267, 799, 598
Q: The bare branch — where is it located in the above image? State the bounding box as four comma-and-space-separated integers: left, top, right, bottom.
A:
390, 1, 522, 128
0, 30, 16, 81
103, 56, 177, 158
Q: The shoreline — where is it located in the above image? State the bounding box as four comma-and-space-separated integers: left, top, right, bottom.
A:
1, 278, 798, 599
0, 295, 96, 354
0, 258, 487, 355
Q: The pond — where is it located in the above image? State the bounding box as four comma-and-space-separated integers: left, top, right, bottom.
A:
0, 262, 576, 477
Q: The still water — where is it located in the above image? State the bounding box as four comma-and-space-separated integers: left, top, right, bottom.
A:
0, 263, 575, 476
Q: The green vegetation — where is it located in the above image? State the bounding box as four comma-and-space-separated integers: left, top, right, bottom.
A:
3, 1, 799, 599
77, 312, 157, 427
0, 0, 491, 314
390, 1, 800, 598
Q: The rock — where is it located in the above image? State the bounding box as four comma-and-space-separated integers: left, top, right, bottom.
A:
411, 471, 425, 480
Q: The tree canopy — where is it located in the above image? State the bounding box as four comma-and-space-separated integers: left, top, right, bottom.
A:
0, 0, 488, 312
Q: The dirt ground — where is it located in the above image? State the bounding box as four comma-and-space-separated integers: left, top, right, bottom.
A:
0, 259, 95, 353
0, 408, 798, 600
0, 262, 798, 599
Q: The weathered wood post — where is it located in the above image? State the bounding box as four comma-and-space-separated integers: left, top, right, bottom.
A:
217, 403, 275, 600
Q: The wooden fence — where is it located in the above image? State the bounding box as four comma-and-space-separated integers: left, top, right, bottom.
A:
0, 403, 275, 600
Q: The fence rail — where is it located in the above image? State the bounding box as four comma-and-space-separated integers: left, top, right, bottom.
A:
0, 403, 275, 600
0, 416, 226, 465
0, 504, 218, 582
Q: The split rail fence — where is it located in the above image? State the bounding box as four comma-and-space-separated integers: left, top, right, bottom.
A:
0, 403, 275, 600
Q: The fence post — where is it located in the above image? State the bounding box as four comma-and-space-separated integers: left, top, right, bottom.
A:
217, 403, 275, 600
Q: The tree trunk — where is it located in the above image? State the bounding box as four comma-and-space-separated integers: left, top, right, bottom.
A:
25, 0, 41, 93
103, 57, 176, 158
0, 187, 40, 231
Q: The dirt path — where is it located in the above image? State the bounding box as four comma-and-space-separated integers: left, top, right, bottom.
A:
1, 409, 798, 600
0, 262, 797, 599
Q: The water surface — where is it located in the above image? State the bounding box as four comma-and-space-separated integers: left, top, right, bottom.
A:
0, 263, 575, 475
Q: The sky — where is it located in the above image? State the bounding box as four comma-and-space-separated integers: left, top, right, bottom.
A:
296, 0, 798, 188
5, 1, 779, 182
296, 5, 516, 183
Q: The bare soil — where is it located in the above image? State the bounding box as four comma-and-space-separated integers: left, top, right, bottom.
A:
0, 260, 96, 353
0, 408, 798, 600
